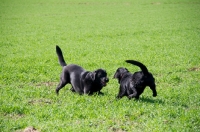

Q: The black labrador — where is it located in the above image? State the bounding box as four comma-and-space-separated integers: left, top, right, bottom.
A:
55, 45, 109, 95
114, 60, 157, 99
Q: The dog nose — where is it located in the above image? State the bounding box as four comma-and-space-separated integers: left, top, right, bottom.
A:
106, 78, 109, 82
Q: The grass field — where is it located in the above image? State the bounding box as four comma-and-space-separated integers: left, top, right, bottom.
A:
1, 0, 200, 131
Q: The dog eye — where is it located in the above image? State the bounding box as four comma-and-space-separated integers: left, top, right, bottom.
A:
98, 73, 102, 77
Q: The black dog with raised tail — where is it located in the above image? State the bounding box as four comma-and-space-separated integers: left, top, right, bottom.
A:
55, 45, 109, 95
114, 60, 157, 99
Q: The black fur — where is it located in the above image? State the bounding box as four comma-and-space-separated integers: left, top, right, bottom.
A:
55, 45, 109, 95
113, 60, 157, 99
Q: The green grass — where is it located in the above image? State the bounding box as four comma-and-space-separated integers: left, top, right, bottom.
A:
1, 0, 200, 131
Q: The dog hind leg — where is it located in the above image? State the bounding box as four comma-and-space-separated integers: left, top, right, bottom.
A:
55, 80, 67, 95
128, 88, 139, 99
150, 84, 157, 97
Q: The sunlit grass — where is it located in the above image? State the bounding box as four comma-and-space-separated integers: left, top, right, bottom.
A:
0, 0, 200, 131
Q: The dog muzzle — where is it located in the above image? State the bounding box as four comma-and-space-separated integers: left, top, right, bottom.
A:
101, 78, 109, 86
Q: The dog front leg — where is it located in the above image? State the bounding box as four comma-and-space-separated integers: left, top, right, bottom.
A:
70, 87, 76, 92
116, 86, 126, 99
84, 87, 91, 95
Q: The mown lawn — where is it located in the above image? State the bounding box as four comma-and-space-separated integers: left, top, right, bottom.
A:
0, 0, 200, 131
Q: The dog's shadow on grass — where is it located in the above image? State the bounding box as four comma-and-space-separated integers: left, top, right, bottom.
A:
138, 97, 165, 104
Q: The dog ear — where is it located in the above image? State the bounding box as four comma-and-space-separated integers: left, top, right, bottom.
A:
91, 72, 96, 81
86, 72, 96, 81
113, 72, 119, 79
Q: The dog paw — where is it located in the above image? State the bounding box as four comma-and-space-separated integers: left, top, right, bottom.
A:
128, 96, 132, 100
153, 94, 157, 97
116, 96, 121, 99
128, 95, 137, 100
98, 91, 104, 95
55, 90, 59, 95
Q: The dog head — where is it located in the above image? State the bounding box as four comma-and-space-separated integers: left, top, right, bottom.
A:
113, 67, 129, 83
93, 69, 109, 87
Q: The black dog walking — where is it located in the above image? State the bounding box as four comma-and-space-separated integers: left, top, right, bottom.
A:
55, 45, 109, 95
114, 60, 157, 99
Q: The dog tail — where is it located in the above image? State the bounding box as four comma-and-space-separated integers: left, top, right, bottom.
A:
125, 60, 149, 75
56, 45, 67, 67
